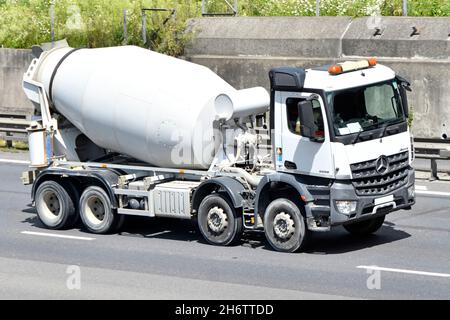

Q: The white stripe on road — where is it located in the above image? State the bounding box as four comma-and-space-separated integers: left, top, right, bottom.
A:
0, 159, 30, 165
357, 265, 450, 278
415, 185, 427, 191
415, 190, 450, 197
21, 231, 95, 241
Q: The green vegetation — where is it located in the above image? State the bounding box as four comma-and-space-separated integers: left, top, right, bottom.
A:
0, 0, 200, 55
238, 0, 450, 17
1, 0, 448, 55
0, 139, 29, 152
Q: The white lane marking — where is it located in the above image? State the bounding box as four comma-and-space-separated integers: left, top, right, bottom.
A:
145, 230, 171, 237
0, 159, 30, 165
21, 231, 95, 241
415, 190, 450, 197
357, 265, 450, 278
415, 185, 427, 191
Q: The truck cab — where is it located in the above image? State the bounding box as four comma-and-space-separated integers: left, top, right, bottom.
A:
258, 59, 415, 251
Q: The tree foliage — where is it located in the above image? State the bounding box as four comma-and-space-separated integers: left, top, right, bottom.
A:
1, 0, 448, 54
0, 0, 201, 55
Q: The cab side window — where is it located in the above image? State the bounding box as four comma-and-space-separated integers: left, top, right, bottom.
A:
286, 97, 324, 137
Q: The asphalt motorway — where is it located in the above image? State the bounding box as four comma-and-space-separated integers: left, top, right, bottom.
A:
0, 155, 449, 300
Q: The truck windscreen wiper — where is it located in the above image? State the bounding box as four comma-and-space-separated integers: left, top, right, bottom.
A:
379, 119, 402, 140
352, 129, 363, 144
352, 123, 378, 144
380, 122, 390, 139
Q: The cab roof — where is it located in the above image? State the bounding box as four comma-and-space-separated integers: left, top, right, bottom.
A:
269, 63, 396, 93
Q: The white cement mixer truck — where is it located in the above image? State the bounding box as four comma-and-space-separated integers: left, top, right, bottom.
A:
21, 45, 415, 252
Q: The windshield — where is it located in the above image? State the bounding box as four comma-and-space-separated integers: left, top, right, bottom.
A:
327, 80, 405, 136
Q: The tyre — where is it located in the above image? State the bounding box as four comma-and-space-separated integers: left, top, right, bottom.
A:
60, 180, 81, 225
197, 194, 243, 246
343, 215, 385, 236
79, 186, 123, 234
35, 180, 77, 230
264, 198, 310, 253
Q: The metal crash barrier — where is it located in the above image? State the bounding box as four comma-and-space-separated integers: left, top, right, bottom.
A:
0, 113, 31, 147
414, 138, 450, 180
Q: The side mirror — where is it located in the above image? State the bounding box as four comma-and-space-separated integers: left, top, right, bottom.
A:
396, 75, 411, 118
399, 86, 409, 118
297, 100, 317, 140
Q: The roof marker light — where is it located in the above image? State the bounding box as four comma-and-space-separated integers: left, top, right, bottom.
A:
328, 58, 377, 75
328, 65, 343, 75
368, 57, 377, 66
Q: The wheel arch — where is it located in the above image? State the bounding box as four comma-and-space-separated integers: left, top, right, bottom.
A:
32, 168, 120, 208
254, 173, 314, 218
192, 177, 247, 213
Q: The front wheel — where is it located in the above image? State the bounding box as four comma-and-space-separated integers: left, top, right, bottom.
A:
79, 186, 123, 234
343, 215, 385, 236
197, 194, 243, 246
264, 198, 310, 253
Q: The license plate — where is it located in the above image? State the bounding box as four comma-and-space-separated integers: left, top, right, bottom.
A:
374, 195, 394, 205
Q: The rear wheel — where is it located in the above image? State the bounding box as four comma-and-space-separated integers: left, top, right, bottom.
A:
264, 198, 310, 253
79, 186, 123, 234
343, 215, 385, 236
35, 180, 77, 229
197, 194, 243, 246
61, 180, 80, 225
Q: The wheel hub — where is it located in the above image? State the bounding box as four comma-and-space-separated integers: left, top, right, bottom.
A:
273, 212, 295, 240
44, 192, 60, 216
92, 200, 105, 220
86, 196, 105, 223
207, 206, 228, 233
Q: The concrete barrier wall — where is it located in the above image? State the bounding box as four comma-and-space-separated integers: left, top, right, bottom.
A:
185, 17, 450, 140
186, 16, 352, 58
0, 48, 34, 115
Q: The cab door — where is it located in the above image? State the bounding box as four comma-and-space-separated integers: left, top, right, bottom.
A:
275, 91, 335, 178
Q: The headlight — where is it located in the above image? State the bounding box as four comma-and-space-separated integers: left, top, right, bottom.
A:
336, 200, 357, 215
408, 185, 415, 198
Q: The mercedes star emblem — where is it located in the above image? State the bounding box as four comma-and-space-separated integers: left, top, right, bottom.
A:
375, 155, 389, 174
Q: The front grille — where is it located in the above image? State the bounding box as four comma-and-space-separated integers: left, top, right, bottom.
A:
350, 151, 409, 196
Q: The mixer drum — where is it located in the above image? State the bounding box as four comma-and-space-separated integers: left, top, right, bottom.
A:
34, 46, 237, 169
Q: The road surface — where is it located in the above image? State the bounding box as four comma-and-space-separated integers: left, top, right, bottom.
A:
0, 152, 449, 299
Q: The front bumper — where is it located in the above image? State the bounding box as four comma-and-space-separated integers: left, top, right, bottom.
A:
304, 168, 415, 231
